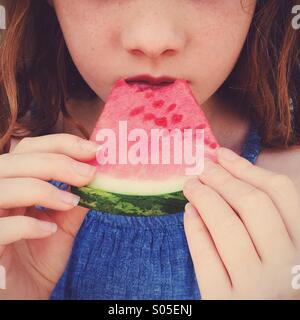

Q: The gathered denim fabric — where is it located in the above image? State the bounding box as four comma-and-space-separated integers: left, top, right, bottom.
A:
49, 124, 261, 300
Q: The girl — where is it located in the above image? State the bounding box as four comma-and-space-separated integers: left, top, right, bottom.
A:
0, 0, 299, 299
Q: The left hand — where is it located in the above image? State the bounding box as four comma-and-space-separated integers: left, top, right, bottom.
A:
183, 147, 300, 300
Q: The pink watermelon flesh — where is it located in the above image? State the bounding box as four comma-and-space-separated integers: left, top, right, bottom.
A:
87, 79, 219, 195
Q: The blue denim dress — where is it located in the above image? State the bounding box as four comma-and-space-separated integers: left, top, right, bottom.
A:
47, 124, 261, 300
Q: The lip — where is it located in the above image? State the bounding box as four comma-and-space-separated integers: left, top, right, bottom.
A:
125, 74, 177, 86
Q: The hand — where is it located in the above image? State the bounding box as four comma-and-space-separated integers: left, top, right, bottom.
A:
0, 134, 98, 299
183, 147, 300, 300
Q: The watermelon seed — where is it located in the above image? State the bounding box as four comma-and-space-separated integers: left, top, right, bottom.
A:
210, 142, 218, 149
143, 113, 156, 121
155, 117, 168, 128
171, 114, 183, 124
152, 100, 165, 109
129, 105, 145, 117
167, 103, 177, 112
144, 91, 155, 99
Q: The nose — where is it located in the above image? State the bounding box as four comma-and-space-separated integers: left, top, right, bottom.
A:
121, 4, 186, 59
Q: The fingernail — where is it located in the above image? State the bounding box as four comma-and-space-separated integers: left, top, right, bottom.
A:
185, 203, 196, 215
59, 191, 80, 206
185, 202, 192, 212
39, 221, 57, 233
218, 147, 238, 161
72, 161, 96, 177
78, 139, 99, 153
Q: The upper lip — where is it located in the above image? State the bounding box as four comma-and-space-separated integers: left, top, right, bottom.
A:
125, 74, 177, 85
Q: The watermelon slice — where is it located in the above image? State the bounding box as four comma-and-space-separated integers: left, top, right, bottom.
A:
71, 79, 219, 216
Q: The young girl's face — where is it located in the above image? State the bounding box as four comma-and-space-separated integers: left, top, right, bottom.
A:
52, 0, 256, 105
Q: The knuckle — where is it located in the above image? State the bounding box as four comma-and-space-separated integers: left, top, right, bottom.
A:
38, 152, 70, 166
17, 215, 29, 225
183, 181, 210, 203
22, 136, 33, 143
55, 133, 79, 147
56, 133, 75, 140
25, 178, 44, 194
235, 187, 269, 211
217, 173, 235, 189
27, 177, 51, 196
183, 179, 200, 195
0, 153, 10, 166
11, 215, 31, 229
13, 137, 33, 152
27, 177, 43, 187
205, 165, 231, 182
27, 178, 57, 200
53, 153, 71, 164
235, 158, 253, 175
216, 215, 241, 235
266, 174, 295, 193
0, 179, 11, 207
191, 184, 212, 200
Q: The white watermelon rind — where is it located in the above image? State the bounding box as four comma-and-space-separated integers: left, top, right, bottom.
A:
87, 172, 193, 195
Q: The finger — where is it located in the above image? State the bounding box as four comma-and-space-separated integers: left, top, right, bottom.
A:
0, 216, 57, 245
12, 134, 99, 161
198, 159, 295, 265
217, 147, 300, 247
0, 178, 80, 210
184, 203, 232, 299
0, 152, 96, 187
183, 179, 261, 287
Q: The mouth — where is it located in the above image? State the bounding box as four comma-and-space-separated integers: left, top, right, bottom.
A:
125, 74, 177, 89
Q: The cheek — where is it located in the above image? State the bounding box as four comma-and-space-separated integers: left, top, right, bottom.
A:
53, 0, 114, 97
188, 1, 256, 102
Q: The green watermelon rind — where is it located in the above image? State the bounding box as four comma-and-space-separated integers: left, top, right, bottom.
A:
71, 186, 188, 216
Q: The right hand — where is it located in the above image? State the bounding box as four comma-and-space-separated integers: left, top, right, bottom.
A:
0, 133, 99, 299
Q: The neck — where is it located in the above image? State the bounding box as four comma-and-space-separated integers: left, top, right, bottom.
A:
202, 91, 251, 154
